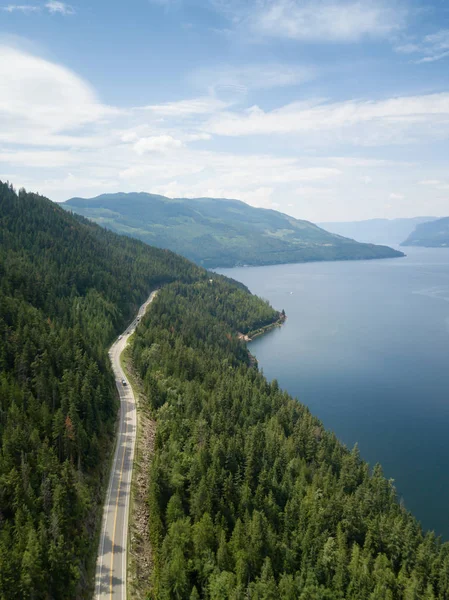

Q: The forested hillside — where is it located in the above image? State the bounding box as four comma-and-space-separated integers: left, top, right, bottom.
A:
132, 280, 449, 599
63, 192, 404, 268
0, 182, 209, 598
401, 217, 449, 247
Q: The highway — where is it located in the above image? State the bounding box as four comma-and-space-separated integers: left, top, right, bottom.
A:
95, 291, 157, 600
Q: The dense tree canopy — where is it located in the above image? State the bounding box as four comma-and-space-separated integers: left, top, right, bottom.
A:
0, 182, 209, 598
2, 179, 446, 600
132, 280, 449, 599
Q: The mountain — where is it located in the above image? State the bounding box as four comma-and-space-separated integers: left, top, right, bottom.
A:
401, 216, 449, 247
318, 217, 437, 246
63, 192, 404, 268
0, 181, 210, 598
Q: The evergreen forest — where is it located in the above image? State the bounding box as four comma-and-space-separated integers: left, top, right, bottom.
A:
1, 180, 449, 600
132, 280, 449, 599
0, 182, 207, 598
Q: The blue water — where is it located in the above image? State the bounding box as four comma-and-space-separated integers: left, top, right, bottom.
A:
218, 247, 449, 538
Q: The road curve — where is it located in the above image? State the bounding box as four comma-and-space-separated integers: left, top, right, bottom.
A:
95, 291, 157, 600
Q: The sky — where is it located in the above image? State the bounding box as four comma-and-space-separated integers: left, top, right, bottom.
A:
1, 0, 449, 222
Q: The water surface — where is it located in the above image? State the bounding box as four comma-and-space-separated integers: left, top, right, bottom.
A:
218, 247, 449, 538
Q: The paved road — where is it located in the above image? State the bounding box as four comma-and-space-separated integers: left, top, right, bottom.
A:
95, 291, 157, 600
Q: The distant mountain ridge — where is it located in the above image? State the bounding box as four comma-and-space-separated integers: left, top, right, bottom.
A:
63, 192, 404, 268
318, 217, 437, 246
401, 216, 449, 247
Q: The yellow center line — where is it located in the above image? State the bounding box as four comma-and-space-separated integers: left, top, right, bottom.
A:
110, 384, 128, 600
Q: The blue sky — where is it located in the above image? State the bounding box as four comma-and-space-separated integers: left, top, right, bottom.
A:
1, 0, 449, 221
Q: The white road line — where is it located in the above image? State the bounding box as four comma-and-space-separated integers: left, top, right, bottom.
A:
95, 371, 124, 598
95, 291, 157, 600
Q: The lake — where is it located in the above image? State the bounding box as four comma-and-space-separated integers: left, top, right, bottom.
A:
218, 247, 449, 538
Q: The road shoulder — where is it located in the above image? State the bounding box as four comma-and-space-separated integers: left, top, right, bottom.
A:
121, 345, 156, 599
94, 290, 158, 600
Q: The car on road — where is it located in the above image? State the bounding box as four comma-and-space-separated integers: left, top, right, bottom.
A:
122, 378, 127, 386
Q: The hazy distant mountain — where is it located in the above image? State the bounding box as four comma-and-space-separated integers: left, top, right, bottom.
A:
318, 217, 437, 246
401, 217, 449, 247
63, 192, 403, 268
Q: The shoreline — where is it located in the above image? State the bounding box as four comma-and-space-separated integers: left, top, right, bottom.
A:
238, 312, 287, 343
250, 314, 287, 339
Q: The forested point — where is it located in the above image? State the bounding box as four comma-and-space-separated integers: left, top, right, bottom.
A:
132, 280, 449, 600
0, 182, 217, 598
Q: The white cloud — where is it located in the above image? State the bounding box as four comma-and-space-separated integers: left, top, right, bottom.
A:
184, 133, 212, 142
295, 185, 333, 197
37, 172, 113, 196
328, 157, 401, 167
277, 167, 341, 183
395, 29, 449, 64
214, 0, 406, 42
133, 135, 183, 154
2, 1, 74, 14
45, 1, 74, 15
419, 179, 441, 186
424, 30, 449, 48
0, 149, 76, 167
2, 4, 39, 13
389, 192, 404, 199
120, 130, 139, 143
0, 45, 119, 146
139, 96, 227, 116
419, 179, 449, 191
205, 93, 449, 146
190, 63, 314, 98
119, 162, 205, 181
418, 179, 441, 186
2, 43, 448, 222
153, 181, 277, 209
114, 150, 343, 207
395, 43, 421, 54
417, 30, 449, 64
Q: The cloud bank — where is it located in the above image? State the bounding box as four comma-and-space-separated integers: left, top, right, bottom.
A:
1, 42, 449, 222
